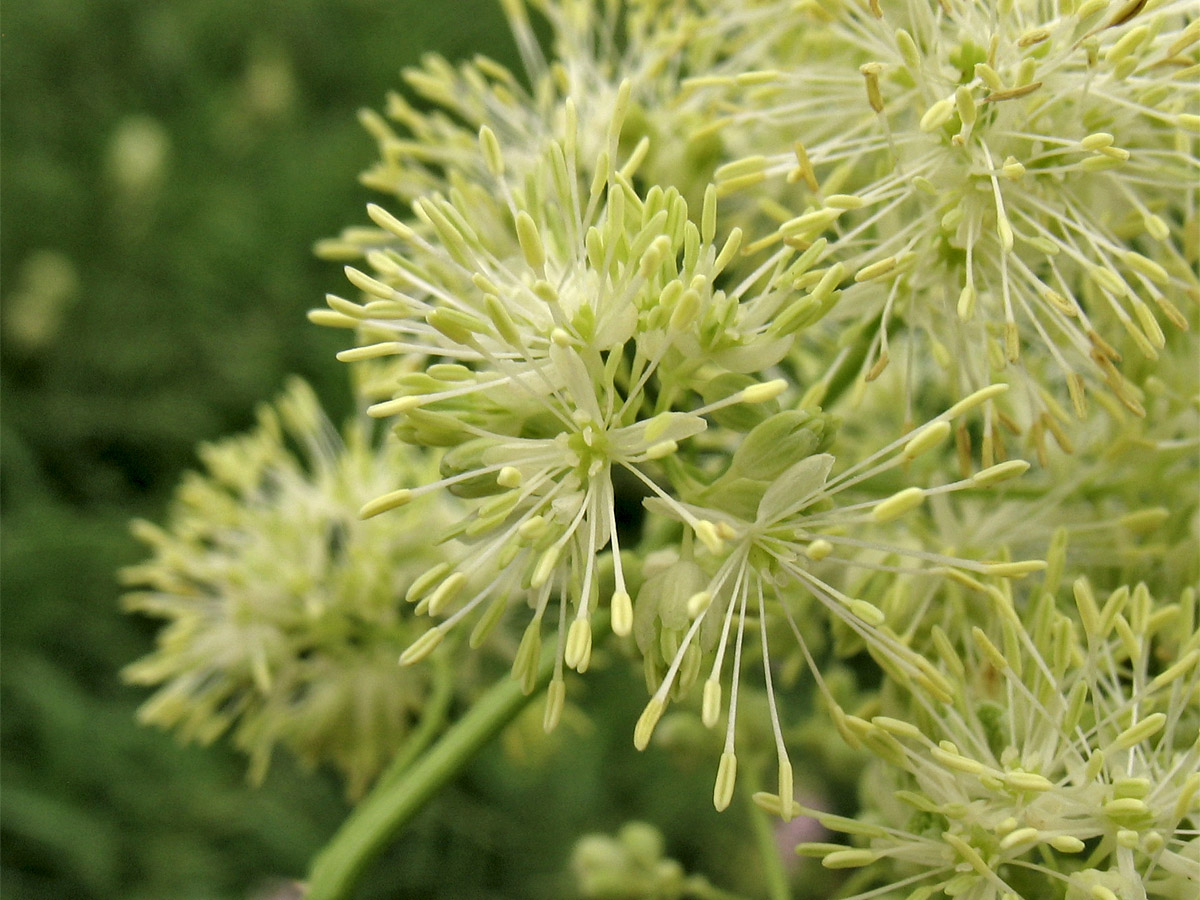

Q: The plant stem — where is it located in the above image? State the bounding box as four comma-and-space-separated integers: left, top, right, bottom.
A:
743, 765, 793, 900
304, 643, 556, 900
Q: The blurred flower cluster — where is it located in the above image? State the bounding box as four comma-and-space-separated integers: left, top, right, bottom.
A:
125, 1, 1197, 895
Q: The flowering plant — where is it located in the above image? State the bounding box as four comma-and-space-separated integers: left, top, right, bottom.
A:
125, 1, 1198, 898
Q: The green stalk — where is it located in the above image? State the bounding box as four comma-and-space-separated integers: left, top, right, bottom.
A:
304, 643, 556, 900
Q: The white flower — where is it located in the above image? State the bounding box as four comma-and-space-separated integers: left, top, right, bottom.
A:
121, 379, 459, 796
710, 0, 1200, 427
789, 579, 1200, 899
630, 384, 1047, 817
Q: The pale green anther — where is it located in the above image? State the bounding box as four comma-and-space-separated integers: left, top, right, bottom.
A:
1004, 771, 1053, 792
854, 256, 898, 282
822, 849, 879, 869
920, 97, 956, 132
361, 488, 413, 519
713, 228, 742, 273
1049, 835, 1085, 853
427, 572, 467, 616
780, 207, 842, 240
1081, 132, 1115, 150
564, 618, 592, 672
686, 591, 712, 618
1112, 712, 1166, 750
943, 833, 990, 877
694, 520, 725, 554
1104, 797, 1151, 820
399, 627, 444, 665
701, 678, 721, 728
810, 262, 846, 302
1181, 113, 1200, 132
634, 696, 666, 751
947, 383, 1007, 417
848, 599, 885, 626
1148, 649, 1200, 693
1122, 250, 1169, 285
825, 194, 865, 210
344, 266, 395, 300
957, 283, 977, 320
365, 202, 416, 241
895, 28, 920, 70
669, 288, 701, 331
771, 295, 820, 336
954, 86, 977, 128
543, 677, 565, 733
903, 421, 951, 459
1106, 24, 1148, 65
1131, 298, 1165, 349
1175, 773, 1200, 819
714, 155, 767, 184
984, 559, 1047, 578
1001, 157, 1025, 180
806, 539, 833, 561
912, 176, 937, 194
740, 379, 787, 404
699, 182, 719, 244
777, 759, 795, 822
335, 340, 400, 362
515, 210, 546, 271
497, 466, 522, 489
428, 308, 484, 345
971, 459, 1030, 487
645, 440, 678, 460
479, 125, 504, 176
872, 716, 921, 739
530, 545, 561, 588
467, 594, 508, 651
611, 591, 633, 638
712, 751, 738, 811
517, 515, 547, 542
639, 235, 672, 280
999, 827, 1039, 849
975, 62, 1004, 90
871, 487, 925, 523
1081, 154, 1124, 172
972, 626, 1009, 671
1113, 777, 1151, 800
608, 79, 632, 149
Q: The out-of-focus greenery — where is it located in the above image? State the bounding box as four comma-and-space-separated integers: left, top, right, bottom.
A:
2, 4, 832, 899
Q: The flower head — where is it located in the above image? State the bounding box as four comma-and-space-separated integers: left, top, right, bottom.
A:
319, 122, 808, 722
790, 579, 1200, 899
121, 379, 458, 796
711, 0, 1199, 428
630, 384, 1049, 817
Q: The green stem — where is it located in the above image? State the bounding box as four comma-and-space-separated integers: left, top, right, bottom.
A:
743, 765, 793, 900
304, 643, 556, 900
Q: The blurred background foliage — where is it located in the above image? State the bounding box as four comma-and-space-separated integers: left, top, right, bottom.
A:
1, 3, 834, 898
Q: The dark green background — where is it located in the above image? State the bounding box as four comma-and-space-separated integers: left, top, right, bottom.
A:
1, 4, 817, 899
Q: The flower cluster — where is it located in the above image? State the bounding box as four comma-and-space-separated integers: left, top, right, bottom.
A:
788, 579, 1199, 900
121, 379, 462, 796
124, 2, 1198, 895
708, 0, 1199, 430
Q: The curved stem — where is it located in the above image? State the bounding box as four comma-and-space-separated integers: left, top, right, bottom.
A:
303, 641, 556, 900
